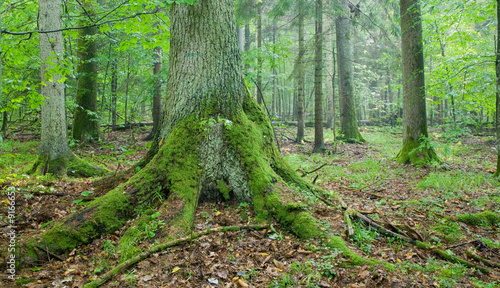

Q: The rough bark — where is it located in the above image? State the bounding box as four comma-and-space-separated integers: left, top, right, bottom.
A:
496, 0, 500, 176
395, 0, 438, 166
336, 0, 365, 143
145, 47, 163, 140
313, 0, 324, 153
295, 9, 305, 142
73, 0, 100, 143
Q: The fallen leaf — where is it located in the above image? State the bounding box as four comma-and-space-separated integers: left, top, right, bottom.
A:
237, 278, 249, 287
172, 266, 181, 273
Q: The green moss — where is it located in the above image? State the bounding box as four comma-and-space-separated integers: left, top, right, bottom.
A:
395, 137, 439, 167
455, 211, 500, 227
23, 184, 132, 263
217, 179, 231, 201
326, 236, 368, 266
29, 152, 106, 177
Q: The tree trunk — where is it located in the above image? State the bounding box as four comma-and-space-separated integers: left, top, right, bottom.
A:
325, 18, 334, 129
272, 21, 277, 116
336, 0, 364, 143
73, 0, 100, 143
295, 8, 305, 142
313, 0, 324, 153
495, 0, 500, 176
23, 0, 326, 264
35, 0, 70, 174
395, 0, 438, 166
237, 24, 245, 52
111, 60, 118, 131
256, 5, 263, 105
145, 47, 163, 140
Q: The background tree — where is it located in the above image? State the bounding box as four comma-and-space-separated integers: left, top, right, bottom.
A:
395, 0, 438, 165
312, 0, 324, 152
296, 0, 306, 142
144, 47, 163, 140
336, 0, 364, 142
73, 0, 100, 143
495, 0, 500, 177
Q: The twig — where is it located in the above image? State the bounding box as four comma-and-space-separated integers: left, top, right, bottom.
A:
355, 213, 491, 274
34, 245, 65, 262
446, 240, 481, 250
298, 162, 334, 177
83, 224, 269, 288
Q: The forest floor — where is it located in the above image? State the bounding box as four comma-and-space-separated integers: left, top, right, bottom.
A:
0, 125, 499, 287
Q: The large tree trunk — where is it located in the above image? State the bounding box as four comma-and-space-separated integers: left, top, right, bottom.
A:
295, 8, 305, 142
73, 0, 100, 143
336, 0, 364, 143
145, 47, 163, 140
23, 0, 323, 264
495, 0, 500, 176
313, 0, 324, 153
395, 0, 438, 165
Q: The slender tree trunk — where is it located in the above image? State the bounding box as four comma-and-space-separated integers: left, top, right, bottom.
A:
238, 24, 245, 52
124, 53, 131, 125
325, 19, 334, 129
313, 0, 324, 153
272, 22, 277, 116
495, 0, 500, 176
145, 47, 163, 140
256, 5, 263, 105
73, 0, 100, 143
296, 8, 305, 142
100, 43, 112, 115
0, 0, 3, 135
396, 0, 438, 165
336, 0, 364, 142
111, 61, 118, 131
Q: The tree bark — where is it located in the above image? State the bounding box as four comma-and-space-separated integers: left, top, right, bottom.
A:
36, 0, 70, 173
395, 0, 438, 166
336, 0, 364, 143
313, 0, 324, 153
73, 0, 100, 143
295, 8, 305, 142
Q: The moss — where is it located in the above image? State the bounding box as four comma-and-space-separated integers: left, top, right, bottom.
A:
217, 179, 231, 201
22, 184, 132, 263
395, 137, 439, 167
29, 152, 106, 177
326, 236, 368, 266
455, 211, 500, 227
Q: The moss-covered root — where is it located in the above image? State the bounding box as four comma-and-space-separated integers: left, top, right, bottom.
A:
395, 138, 440, 167
29, 152, 106, 177
84, 225, 269, 288
20, 184, 133, 265
452, 211, 500, 227
466, 249, 500, 269
416, 241, 490, 274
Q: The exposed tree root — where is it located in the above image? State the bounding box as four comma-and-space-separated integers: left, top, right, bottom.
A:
306, 186, 492, 274
83, 224, 269, 288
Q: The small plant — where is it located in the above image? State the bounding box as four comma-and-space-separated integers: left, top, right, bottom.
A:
351, 220, 379, 255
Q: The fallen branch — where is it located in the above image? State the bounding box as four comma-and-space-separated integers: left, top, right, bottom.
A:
83, 224, 269, 288
466, 248, 500, 269
297, 162, 333, 177
355, 213, 491, 274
